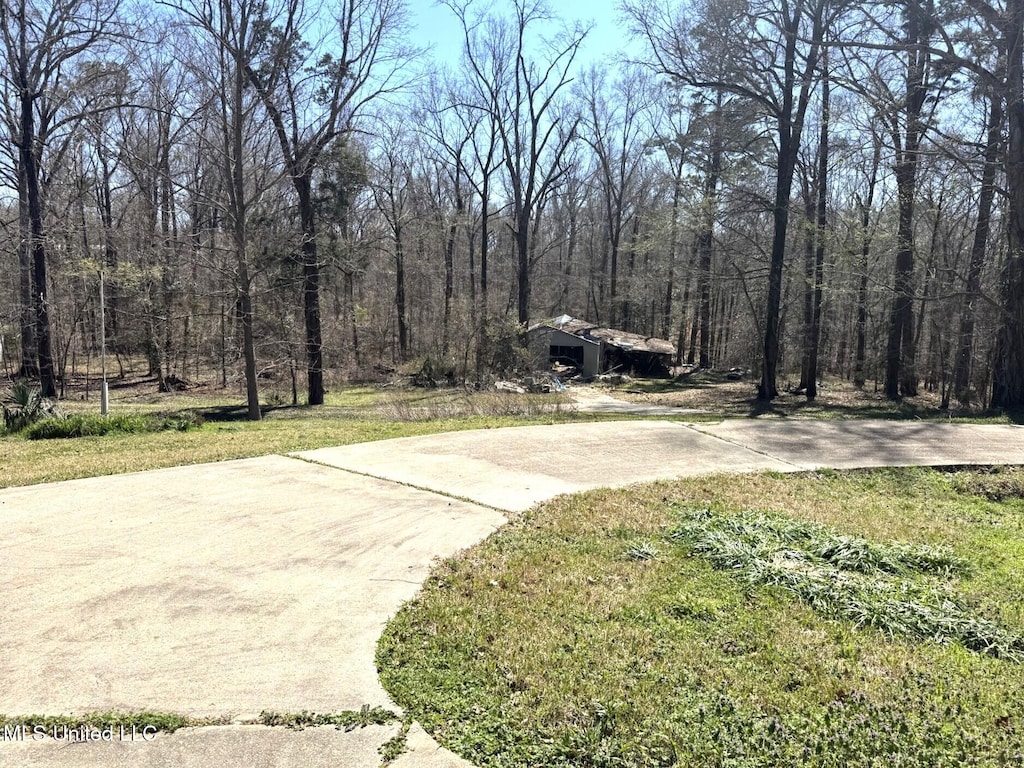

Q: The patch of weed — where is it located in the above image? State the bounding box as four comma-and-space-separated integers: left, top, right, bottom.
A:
0, 710, 213, 734
25, 413, 152, 439
378, 717, 411, 764
257, 705, 398, 731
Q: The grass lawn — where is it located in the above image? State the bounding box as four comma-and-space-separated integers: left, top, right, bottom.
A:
378, 467, 1024, 768
0, 383, 585, 488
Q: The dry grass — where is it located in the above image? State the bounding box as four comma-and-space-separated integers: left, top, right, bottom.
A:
376, 390, 573, 420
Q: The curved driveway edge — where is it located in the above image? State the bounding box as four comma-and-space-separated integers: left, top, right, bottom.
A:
1, 419, 1022, 767
294, 420, 795, 512
294, 419, 1024, 513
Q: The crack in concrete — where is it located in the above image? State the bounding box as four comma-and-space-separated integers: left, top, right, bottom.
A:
284, 452, 511, 514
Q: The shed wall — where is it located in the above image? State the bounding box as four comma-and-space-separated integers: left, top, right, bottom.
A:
528, 327, 601, 377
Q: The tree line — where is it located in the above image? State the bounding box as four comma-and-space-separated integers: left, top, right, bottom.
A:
2, 0, 1023, 418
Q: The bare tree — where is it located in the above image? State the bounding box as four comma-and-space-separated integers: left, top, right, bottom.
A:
370, 121, 414, 359
990, 0, 1024, 408
447, 0, 587, 330
244, 0, 415, 402
628, 0, 833, 399
0, 0, 121, 395
170, 0, 286, 419
578, 64, 653, 328
426, 51, 505, 373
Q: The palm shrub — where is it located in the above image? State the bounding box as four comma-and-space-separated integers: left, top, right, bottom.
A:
1, 382, 59, 433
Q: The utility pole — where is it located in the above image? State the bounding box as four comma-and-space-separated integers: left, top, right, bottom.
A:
99, 269, 108, 415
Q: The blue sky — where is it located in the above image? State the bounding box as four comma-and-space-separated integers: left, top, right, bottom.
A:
408, 0, 643, 68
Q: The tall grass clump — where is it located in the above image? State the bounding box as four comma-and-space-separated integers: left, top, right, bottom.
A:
949, 466, 1024, 501
23, 411, 201, 440
669, 506, 1023, 659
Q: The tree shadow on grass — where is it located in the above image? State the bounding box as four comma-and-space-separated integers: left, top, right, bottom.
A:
197, 404, 286, 422
743, 395, 1022, 423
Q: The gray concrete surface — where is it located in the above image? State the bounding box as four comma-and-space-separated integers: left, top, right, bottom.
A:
297, 421, 792, 512
1, 455, 499, 767
698, 419, 1024, 469
0, 724, 399, 768
2, 418, 1023, 767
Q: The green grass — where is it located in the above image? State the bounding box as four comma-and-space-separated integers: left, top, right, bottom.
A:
377, 467, 1024, 768
0, 385, 597, 489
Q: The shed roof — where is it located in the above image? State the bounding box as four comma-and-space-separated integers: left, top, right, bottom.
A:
529, 316, 674, 356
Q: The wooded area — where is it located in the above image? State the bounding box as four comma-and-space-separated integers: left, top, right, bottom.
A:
2, 0, 1023, 418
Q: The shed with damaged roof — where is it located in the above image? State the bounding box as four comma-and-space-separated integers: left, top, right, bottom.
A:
527, 315, 675, 378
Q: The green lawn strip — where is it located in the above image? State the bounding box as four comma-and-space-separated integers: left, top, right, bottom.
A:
2, 382, 702, 489
377, 468, 1024, 768
0, 409, 623, 490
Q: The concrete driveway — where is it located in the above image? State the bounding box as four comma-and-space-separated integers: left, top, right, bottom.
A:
2, 419, 1023, 766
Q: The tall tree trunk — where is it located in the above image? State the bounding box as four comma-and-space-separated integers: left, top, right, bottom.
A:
226, 1, 260, 420
296, 179, 325, 404
853, 139, 881, 388
394, 218, 408, 359
96, 152, 119, 343
159, 132, 175, 391
477, 184, 490, 378
346, 270, 361, 367
21, 87, 56, 397
662, 153, 684, 338
697, 106, 723, 369
884, 1, 930, 399
805, 66, 829, 401
799, 185, 816, 390
442, 187, 461, 358
759, 128, 796, 400
757, 0, 826, 401
955, 94, 1002, 405
677, 247, 696, 365
16, 160, 37, 377
516, 211, 531, 327
993, 0, 1024, 409
606, 209, 621, 328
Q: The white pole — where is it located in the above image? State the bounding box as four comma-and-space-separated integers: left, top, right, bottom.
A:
100, 269, 108, 416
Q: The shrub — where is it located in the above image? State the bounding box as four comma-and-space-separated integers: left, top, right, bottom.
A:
22, 410, 203, 440
2, 382, 59, 433
156, 410, 203, 432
